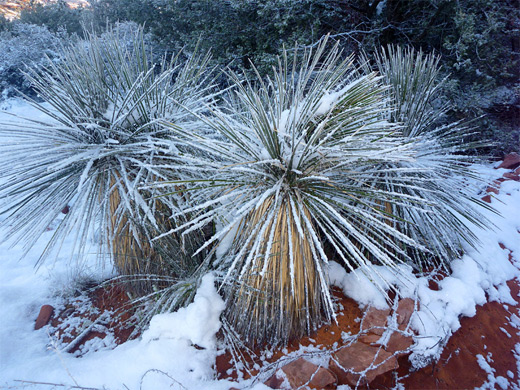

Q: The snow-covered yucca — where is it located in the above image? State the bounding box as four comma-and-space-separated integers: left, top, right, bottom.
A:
0, 27, 213, 286
364, 46, 492, 269
159, 40, 434, 345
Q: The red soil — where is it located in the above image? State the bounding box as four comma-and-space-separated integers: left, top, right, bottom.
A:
50, 284, 136, 354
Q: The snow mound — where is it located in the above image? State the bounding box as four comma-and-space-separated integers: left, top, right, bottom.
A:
142, 273, 225, 350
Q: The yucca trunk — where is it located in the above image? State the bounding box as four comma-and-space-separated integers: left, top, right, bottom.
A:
107, 172, 169, 292
226, 197, 326, 346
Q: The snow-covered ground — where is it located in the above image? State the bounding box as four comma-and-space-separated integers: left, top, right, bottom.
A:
0, 99, 519, 389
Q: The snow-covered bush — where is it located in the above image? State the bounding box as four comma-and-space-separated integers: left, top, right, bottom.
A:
96, 21, 159, 62
0, 26, 214, 291
0, 23, 65, 100
156, 40, 462, 345
0, 25, 493, 347
364, 46, 492, 269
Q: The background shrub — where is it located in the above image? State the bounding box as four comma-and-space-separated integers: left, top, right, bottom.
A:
18, 0, 86, 36
0, 23, 65, 99
2, 0, 518, 157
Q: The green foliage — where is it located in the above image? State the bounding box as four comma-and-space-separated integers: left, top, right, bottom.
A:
88, 0, 158, 32
88, 0, 356, 77
18, 0, 87, 36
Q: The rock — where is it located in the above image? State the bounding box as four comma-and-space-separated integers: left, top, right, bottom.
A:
264, 374, 284, 389
486, 185, 500, 194
503, 172, 520, 181
361, 307, 390, 336
35, 305, 54, 330
486, 179, 505, 193
497, 152, 520, 170
481, 194, 492, 203
358, 333, 382, 345
330, 342, 398, 386
266, 357, 337, 390
396, 298, 416, 329
385, 331, 414, 354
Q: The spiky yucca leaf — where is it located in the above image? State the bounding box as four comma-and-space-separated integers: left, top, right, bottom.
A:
366, 46, 493, 268
372, 46, 446, 137
0, 26, 213, 285
158, 40, 433, 345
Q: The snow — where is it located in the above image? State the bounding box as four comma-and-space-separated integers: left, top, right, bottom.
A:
328, 261, 417, 310
0, 235, 250, 389
142, 274, 225, 350
314, 77, 374, 116
476, 353, 511, 390
1, 99, 520, 388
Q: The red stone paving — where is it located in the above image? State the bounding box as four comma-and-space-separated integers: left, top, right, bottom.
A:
218, 273, 520, 389
372, 276, 520, 389
216, 287, 363, 382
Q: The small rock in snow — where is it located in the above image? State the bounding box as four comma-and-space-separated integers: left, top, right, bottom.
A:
330, 342, 398, 386
361, 307, 390, 336
497, 153, 520, 170
385, 331, 414, 354
358, 333, 382, 345
503, 171, 520, 181
486, 185, 500, 194
396, 298, 416, 329
481, 194, 492, 203
266, 357, 337, 389
35, 305, 54, 330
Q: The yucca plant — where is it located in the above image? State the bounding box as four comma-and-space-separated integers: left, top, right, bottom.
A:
0, 26, 213, 289
157, 40, 437, 345
362, 46, 492, 269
